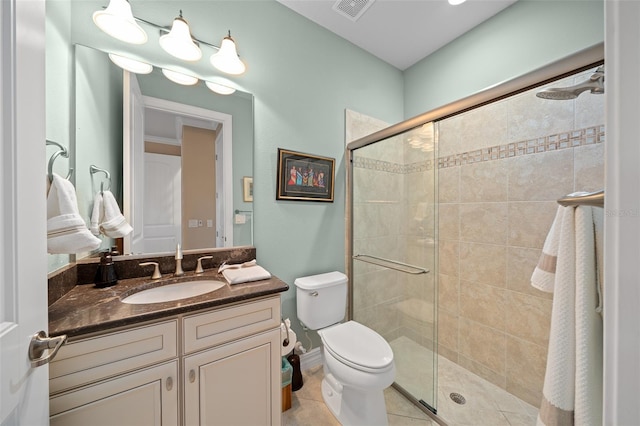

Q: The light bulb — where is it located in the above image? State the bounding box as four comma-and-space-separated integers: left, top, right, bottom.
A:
92, 0, 147, 44
159, 13, 202, 62
210, 32, 246, 75
108, 53, 153, 74
162, 69, 199, 86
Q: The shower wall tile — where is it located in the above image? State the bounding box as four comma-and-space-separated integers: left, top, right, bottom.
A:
438, 166, 460, 203
438, 309, 459, 353
457, 354, 507, 390
505, 291, 552, 348
574, 68, 605, 129
460, 160, 509, 202
506, 247, 552, 300
459, 203, 508, 245
507, 201, 558, 249
438, 274, 459, 315
459, 280, 507, 330
438, 204, 459, 240
459, 242, 507, 287
352, 269, 403, 311
438, 239, 459, 277
459, 318, 506, 376
506, 337, 547, 407
438, 344, 459, 364
574, 144, 605, 192
345, 108, 389, 144
437, 114, 462, 158
507, 88, 575, 143
456, 101, 509, 153
507, 149, 574, 201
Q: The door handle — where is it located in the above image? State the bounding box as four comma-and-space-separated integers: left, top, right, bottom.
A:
28, 330, 67, 367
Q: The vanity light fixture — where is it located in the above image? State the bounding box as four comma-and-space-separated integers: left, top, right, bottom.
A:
448, 0, 467, 5
205, 80, 236, 95
159, 10, 202, 62
161, 69, 199, 86
210, 31, 246, 75
92, 0, 148, 44
108, 53, 153, 74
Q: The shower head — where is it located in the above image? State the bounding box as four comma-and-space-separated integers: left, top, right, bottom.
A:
536, 66, 604, 100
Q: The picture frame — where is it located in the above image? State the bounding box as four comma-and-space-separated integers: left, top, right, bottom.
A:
276, 148, 335, 202
243, 176, 253, 202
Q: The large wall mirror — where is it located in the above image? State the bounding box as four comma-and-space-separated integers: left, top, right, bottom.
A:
46, 0, 254, 272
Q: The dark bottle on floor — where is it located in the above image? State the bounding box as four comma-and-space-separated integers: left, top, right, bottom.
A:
287, 353, 303, 391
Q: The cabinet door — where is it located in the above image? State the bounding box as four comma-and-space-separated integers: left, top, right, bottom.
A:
50, 361, 178, 426
184, 329, 281, 426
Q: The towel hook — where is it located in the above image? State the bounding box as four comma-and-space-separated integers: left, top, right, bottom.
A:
90, 165, 112, 192
46, 140, 74, 183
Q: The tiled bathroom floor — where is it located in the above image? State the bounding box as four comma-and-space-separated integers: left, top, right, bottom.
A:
282, 365, 436, 426
283, 341, 538, 426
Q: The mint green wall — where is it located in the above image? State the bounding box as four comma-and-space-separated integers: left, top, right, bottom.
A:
46, 0, 73, 272
74, 45, 123, 253
403, 0, 604, 118
233, 2, 404, 347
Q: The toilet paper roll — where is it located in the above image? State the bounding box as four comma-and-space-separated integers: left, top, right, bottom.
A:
281, 323, 297, 356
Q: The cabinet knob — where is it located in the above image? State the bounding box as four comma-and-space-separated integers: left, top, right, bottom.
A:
189, 369, 196, 383
166, 376, 173, 391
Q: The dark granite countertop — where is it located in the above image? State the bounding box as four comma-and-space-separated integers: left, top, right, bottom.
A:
49, 270, 289, 339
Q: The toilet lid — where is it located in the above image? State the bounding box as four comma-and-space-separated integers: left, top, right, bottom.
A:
320, 321, 394, 371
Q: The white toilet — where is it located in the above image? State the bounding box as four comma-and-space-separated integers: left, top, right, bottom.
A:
294, 271, 395, 426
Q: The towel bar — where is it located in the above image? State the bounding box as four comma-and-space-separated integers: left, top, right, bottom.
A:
353, 254, 429, 275
557, 190, 604, 208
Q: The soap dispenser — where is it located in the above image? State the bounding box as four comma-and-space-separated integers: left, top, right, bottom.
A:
95, 251, 118, 288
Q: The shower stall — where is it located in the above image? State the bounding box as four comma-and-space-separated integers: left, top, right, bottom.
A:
346, 45, 605, 424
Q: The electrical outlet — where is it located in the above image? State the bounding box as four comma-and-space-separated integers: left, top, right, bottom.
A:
207, 220, 213, 228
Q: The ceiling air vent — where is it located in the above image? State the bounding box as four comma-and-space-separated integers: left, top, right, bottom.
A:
332, 0, 375, 22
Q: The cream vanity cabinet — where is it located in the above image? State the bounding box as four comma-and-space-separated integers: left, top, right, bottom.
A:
49, 296, 282, 426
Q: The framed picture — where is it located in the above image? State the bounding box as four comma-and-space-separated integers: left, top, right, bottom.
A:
243, 176, 253, 202
276, 148, 335, 202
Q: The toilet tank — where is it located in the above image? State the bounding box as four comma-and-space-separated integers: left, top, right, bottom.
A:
294, 271, 347, 330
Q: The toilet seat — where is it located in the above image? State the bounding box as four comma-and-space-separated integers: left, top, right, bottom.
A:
319, 321, 394, 373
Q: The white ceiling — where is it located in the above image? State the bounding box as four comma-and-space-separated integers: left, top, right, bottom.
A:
276, 0, 518, 70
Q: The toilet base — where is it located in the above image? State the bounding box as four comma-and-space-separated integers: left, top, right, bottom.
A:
321, 374, 389, 426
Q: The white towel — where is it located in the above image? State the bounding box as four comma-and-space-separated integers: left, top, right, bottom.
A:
220, 259, 272, 284
47, 173, 101, 254
99, 190, 133, 238
90, 192, 103, 236
531, 204, 603, 426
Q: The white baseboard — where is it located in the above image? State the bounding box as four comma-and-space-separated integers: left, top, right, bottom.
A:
300, 347, 323, 371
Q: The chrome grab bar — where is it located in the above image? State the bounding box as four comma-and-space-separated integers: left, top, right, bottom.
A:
353, 254, 429, 275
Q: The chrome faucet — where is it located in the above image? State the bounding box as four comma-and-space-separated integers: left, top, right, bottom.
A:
174, 243, 184, 276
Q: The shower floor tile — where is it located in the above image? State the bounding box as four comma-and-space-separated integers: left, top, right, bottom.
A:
390, 336, 538, 425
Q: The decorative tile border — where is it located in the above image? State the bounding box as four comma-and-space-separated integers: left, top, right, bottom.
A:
438, 124, 604, 169
353, 124, 604, 173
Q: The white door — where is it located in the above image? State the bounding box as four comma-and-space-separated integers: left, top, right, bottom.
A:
0, 0, 51, 424
142, 153, 182, 253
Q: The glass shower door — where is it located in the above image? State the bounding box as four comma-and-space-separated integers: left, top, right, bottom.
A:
350, 122, 438, 412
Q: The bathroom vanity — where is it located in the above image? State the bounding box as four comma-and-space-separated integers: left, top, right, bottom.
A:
47, 255, 288, 426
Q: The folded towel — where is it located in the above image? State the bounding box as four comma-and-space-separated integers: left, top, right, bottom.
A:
47, 173, 101, 254
99, 190, 133, 238
220, 259, 271, 284
90, 192, 103, 236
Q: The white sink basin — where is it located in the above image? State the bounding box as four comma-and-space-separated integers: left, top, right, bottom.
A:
121, 280, 226, 304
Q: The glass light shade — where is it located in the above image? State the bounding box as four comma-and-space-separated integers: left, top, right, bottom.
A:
210, 35, 246, 75
205, 81, 236, 95
108, 53, 153, 74
159, 16, 202, 62
92, 0, 148, 44
162, 69, 199, 85
448, 0, 467, 4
